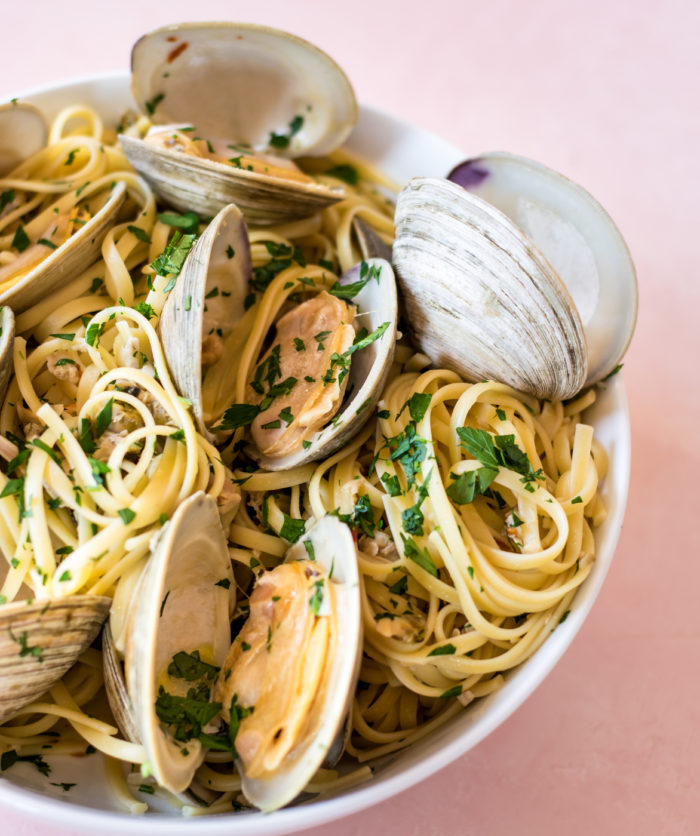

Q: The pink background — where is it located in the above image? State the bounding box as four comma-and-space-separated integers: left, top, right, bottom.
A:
2, 0, 698, 833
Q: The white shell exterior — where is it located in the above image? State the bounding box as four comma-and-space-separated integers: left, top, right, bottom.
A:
393, 177, 588, 400
0, 102, 47, 175
0, 595, 111, 723
252, 257, 399, 470
450, 152, 638, 384
241, 515, 362, 811
0, 306, 15, 407
120, 133, 344, 226
159, 204, 251, 434
131, 22, 357, 157
124, 492, 234, 794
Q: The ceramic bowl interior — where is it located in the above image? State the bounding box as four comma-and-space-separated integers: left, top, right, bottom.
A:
0, 74, 631, 836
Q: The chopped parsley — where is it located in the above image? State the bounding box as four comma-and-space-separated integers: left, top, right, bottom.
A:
157, 210, 199, 235
127, 225, 151, 243
427, 643, 457, 656
309, 579, 324, 615
268, 114, 304, 149
329, 260, 381, 300
324, 163, 359, 185
402, 535, 437, 577
167, 650, 220, 682
150, 231, 196, 277
12, 225, 30, 253
279, 514, 305, 543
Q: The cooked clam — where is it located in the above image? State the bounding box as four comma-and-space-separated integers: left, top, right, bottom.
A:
447, 152, 638, 384
0, 595, 110, 723
121, 22, 357, 224
247, 257, 398, 470
214, 514, 362, 811
0, 180, 126, 313
159, 203, 251, 435
392, 176, 589, 399
123, 492, 235, 793
0, 101, 48, 176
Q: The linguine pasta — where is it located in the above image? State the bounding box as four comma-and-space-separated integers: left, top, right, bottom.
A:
0, 103, 605, 813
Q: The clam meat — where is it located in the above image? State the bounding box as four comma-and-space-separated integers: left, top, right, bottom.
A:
214, 515, 362, 811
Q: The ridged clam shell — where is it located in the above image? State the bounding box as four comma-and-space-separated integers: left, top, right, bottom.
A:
0, 306, 15, 407
119, 134, 344, 225
0, 102, 47, 175
102, 622, 140, 744
0, 595, 111, 723
124, 492, 234, 794
159, 204, 251, 435
392, 177, 588, 400
102, 622, 218, 807
0, 181, 126, 313
251, 257, 398, 470
448, 152, 638, 384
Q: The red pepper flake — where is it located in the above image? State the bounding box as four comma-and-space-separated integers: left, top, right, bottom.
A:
166, 36, 177, 42
167, 42, 188, 62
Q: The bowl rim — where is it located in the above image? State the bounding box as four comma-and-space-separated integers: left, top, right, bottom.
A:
0, 71, 632, 836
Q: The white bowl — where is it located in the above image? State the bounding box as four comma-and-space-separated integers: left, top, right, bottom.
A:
0, 73, 631, 835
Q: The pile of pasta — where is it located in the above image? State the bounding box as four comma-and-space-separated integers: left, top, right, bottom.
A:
0, 105, 606, 814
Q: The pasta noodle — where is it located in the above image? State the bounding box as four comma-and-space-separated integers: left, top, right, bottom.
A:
0, 101, 605, 814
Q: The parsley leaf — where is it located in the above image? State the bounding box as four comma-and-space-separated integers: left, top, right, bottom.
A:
167, 650, 220, 682
279, 514, 305, 543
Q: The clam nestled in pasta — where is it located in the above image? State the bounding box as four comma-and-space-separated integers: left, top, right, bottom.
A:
0, 20, 625, 820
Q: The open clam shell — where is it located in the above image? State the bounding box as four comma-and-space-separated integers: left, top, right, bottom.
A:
102, 622, 140, 744
124, 491, 235, 794
216, 515, 362, 812
0, 181, 126, 313
131, 22, 357, 157
0, 595, 111, 723
159, 203, 251, 435
102, 622, 219, 807
448, 152, 638, 384
119, 133, 345, 226
0, 306, 15, 407
250, 257, 398, 470
393, 176, 588, 400
122, 22, 357, 225
0, 102, 48, 176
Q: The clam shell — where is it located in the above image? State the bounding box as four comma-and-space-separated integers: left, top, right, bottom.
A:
240, 515, 362, 811
119, 134, 344, 226
392, 177, 588, 400
0, 306, 15, 407
102, 622, 219, 807
448, 152, 638, 384
251, 257, 398, 470
0, 102, 48, 175
0, 181, 126, 313
102, 622, 140, 744
159, 204, 251, 434
124, 491, 234, 794
131, 22, 357, 157
0, 595, 111, 723
352, 216, 393, 262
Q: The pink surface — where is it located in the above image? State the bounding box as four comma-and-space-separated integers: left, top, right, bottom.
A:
1, 0, 698, 834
